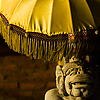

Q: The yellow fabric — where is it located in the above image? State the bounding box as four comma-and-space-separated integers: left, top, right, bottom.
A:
1, 0, 100, 36
0, 0, 1, 10
0, 16, 87, 62
0, 1, 100, 62
0, 16, 69, 61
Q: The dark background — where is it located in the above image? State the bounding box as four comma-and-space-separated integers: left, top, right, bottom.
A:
0, 35, 57, 100
0, 29, 100, 100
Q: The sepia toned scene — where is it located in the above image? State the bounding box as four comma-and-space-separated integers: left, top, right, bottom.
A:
0, 0, 100, 100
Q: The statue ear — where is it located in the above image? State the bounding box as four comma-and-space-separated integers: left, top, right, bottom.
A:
56, 65, 63, 77
56, 65, 65, 95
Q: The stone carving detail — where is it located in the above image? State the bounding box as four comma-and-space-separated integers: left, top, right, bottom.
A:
45, 57, 99, 100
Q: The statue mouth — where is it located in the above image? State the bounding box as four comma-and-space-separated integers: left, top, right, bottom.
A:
71, 82, 92, 90
70, 74, 94, 90
65, 74, 95, 97
70, 82, 94, 97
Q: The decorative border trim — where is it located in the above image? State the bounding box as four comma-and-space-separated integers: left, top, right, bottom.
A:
0, 13, 68, 41
0, 12, 98, 42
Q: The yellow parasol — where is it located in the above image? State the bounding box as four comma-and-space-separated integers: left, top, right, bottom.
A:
0, 0, 100, 62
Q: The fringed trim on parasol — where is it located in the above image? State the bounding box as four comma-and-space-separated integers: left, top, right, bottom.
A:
0, 14, 98, 62
0, 16, 71, 61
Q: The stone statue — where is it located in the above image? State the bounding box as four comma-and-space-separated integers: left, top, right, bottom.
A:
45, 57, 99, 100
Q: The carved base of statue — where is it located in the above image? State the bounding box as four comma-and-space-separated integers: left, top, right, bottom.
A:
45, 57, 99, 100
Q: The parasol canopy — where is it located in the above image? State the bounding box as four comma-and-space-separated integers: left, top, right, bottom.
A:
1, 0, 100, 35
0, 0, 100, 62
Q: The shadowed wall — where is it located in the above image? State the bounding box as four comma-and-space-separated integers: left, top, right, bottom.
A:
0, 35, 57, 100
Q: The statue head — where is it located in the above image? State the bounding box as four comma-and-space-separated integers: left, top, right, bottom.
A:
56, 57, 99, 99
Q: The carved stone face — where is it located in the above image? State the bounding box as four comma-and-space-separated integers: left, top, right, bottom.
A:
64, 63, 95, 98
56, 58, 97, 99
